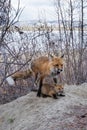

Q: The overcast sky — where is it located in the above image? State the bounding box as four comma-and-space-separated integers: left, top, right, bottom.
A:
12, 0, 57, 21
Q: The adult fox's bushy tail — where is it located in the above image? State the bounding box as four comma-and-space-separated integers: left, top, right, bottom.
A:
6, 69, 34, 85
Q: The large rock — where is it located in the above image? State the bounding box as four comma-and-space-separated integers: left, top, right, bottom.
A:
0, 84, 87, 130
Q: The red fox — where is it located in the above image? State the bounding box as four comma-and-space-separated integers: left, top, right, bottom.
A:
6, 54, 64, 97
41, 84, 64, 99
31, 55, 64, 96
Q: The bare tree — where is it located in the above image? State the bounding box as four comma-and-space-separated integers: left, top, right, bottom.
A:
54, 0, 87, 84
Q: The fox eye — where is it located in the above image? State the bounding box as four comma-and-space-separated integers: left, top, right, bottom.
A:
55, 64, 59, 67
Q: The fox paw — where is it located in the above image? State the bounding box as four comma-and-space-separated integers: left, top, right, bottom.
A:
37, 92, 41, 97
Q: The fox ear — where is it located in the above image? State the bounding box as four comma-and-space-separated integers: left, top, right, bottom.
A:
49, 53, 56, 61
61, 54, 64, 58
49, 53, 56, 58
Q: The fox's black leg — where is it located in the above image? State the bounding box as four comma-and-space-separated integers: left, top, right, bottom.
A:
42, 94, 47, 98
53, 94, 58, 99
37, 77, 43, 97
53, 77, 57, 84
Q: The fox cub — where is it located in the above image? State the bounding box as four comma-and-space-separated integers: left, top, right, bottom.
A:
41, 84, 65, 99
